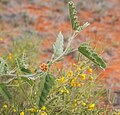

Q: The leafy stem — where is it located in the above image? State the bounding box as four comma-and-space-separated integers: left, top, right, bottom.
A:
49, 31, 78, 65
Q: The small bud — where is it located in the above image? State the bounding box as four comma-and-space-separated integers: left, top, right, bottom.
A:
3, 104, 8, 109
39, 63, 48, 71
81, 22, 90, 30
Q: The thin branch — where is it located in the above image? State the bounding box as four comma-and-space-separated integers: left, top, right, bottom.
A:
0, 70, 42, 80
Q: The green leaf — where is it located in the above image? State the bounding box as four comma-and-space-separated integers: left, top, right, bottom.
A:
20, 67, 32, 74
37, 73, 55, 107
21, 77, 34, 86
0, 83, 12, 102
53, 32, 64, 58
78, 43, 106, 69
0, 57, 10, 74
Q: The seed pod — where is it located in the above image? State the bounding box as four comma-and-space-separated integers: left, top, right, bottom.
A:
68, 1, 80, 31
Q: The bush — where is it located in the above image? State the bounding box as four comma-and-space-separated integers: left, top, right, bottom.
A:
0, 1, 118, 115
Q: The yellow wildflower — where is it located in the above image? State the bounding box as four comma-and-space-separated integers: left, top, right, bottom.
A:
28, 108, 36, 113
82, 102, 86, 106
41, 106, 46, 111
59, 90, 64, 93
81, 74, 86, 80
70, 79, 77, 87
77, 68, 81, 71
20, 111, 25, 115
113, 112, 117, 115
74, 99, 77, 102
89, 76, 94, 81
3, 104, 8, 109
88, 103, 95, 110
76, 83, 81, 87
68, 70, 73, 77
8, 53, 13, 60
71, 77, 76, 82
89, 68, 93, 74
81, 64, 85, 69
13, 109, 17, 112
66, 89, 69, 94
61, 76, 66, 83
36, 109, 39, 112
0, 38, 3, 41
72, 63, 76, 67
74, 103, 77, 106
70, 82, 75, 87
41, 111, 47, 115
78, 73, 80, 77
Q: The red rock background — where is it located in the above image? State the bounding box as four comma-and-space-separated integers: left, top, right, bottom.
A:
0, 0, 120, 90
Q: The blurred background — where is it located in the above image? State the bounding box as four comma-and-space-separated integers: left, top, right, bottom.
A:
0, 0, 120, 90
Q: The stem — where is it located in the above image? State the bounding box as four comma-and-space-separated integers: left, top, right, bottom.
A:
0, 70, 42, 82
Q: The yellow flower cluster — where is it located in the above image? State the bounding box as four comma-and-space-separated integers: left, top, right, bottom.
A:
82, 102, 95, 110
70, 77, 81, 87
59, 64, 94, 89
88, 103, 95, 110
26, 106, 47, 115
28, 107, 38, 113
41, 106, 47, 115
61, 76, 66, 83
68, 70, 73, 77
59, 87, 69, 94
41, 106, 46, 111
80, 74, 86, 80
8, 53, 14, 60
20, 111, 25, 115
41, 111, 47, 115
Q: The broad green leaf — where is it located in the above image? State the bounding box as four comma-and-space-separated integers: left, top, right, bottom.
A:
53, 32, 64, 58
37, 73, 55, 107
0, 83, 12, 102
78, 43, 106, 69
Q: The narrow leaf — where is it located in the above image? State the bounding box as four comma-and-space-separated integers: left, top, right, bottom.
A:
0, 83, 12, 102
21, 77, 34, 86
20, 67, 32, 74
